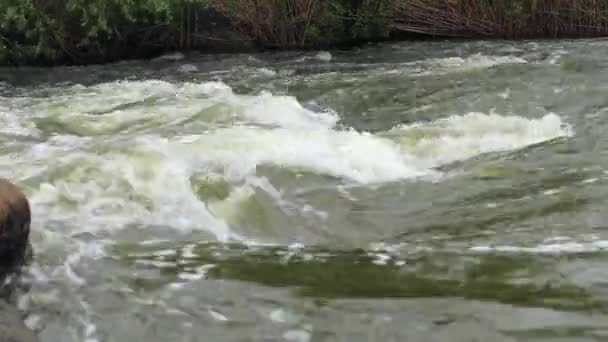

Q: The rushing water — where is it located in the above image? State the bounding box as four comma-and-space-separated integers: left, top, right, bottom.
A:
1, 39, 608, 341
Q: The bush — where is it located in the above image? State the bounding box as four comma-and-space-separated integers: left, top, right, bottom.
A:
212, 0, 397, 49
0, 0, 208, 65
4, 0, 608, 66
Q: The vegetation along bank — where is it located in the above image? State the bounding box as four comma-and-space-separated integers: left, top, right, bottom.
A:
2, 0, 608, 66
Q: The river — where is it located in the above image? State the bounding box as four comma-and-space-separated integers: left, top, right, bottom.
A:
1, 39, 608, 341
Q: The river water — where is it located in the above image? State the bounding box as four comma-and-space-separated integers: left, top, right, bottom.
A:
1, 39, 608, 341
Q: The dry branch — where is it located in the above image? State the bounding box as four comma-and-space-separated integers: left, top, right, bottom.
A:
392, 0, 608, 38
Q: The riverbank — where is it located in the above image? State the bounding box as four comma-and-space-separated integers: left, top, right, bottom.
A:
2, 0, 608, 67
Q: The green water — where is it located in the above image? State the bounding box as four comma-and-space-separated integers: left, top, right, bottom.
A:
1, 39, 608, 341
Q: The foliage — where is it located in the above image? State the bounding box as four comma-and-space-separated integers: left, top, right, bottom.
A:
212, 0, 397, 48
210, 0, 321, 48
350, 0, 397, 40
4, 0, 608, 65
0, 0, 208, 65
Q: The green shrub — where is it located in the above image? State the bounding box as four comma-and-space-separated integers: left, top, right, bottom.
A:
0, 0, 208, 65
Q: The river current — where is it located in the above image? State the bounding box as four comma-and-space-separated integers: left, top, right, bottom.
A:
1, 39, 608, 341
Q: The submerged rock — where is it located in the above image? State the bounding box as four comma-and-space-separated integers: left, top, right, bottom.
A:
0, 178, 31, 272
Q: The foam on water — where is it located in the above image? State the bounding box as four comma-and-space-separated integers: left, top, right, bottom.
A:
180, 82, 339, 129
410, 54, 528, 76
385, 111, 573, 167
137, 127, 426, 183
295, 51, 333, 63
0, 95, 39, 137
2, 80, 574, 245
433, 54, 527, 69
470, 239, 608, 255
315, 51, 333, 62
27, 147, 236, 241
29, 81, 338, 135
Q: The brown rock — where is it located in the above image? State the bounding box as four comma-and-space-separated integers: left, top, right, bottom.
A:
0, 178, 31, 271
0, 180, 37, 342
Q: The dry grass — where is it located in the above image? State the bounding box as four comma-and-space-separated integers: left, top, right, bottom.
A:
210, 0, 320, 48
393, 0, 608, 38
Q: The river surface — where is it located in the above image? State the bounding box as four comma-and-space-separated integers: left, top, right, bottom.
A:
1, 39, 608, 341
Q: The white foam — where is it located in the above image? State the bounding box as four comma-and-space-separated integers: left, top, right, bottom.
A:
412, 54, 528, 76
385, 112, 572, 167
31, 80, 338, 134
295, 51, 333, 63
153, 52, 185, 62
10, 80, 574, 247
470, 240, 608, 255
123, 108, 571, 191
256, 67, 277, 77
315, 51, 333, 62
178, 64, 199, 73
29, 149, 236, 241
239, 91, 338, 129
283, 330, 311, 342
137, 126, 427, 184
429, 54, 527, 69
0, 96, 40, 137
181, 82, 339, 129
208, 308, 228, 322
